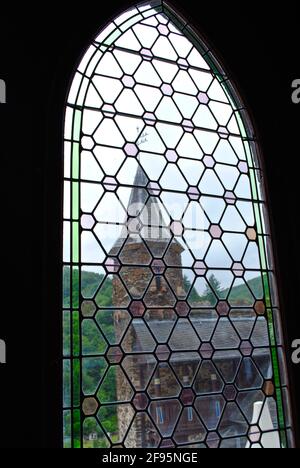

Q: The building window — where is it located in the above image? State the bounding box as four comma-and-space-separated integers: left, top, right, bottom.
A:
187, 407, 193, 422
155, 276, 162, 291
215, 400, 221, 419
63, 1, 294, 448
156, 406, 165, 425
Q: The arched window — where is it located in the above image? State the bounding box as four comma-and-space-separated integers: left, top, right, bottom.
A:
63, 1, 294, 448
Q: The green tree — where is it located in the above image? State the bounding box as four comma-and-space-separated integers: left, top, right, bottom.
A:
184, 275, 200, 304
205, 274, 223, 305
63, 267, 113, 308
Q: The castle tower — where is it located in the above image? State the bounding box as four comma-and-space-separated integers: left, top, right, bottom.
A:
110, 162, 185, 324
109, 162, 185, 447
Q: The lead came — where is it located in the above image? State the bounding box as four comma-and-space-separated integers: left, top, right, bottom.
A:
62, 0, 294, 449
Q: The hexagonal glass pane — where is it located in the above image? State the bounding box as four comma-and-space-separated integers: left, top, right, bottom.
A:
63, 0, 293, 449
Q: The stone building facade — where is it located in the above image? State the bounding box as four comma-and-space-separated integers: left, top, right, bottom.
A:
108, 164, 276, 448
109, 164, 188, 447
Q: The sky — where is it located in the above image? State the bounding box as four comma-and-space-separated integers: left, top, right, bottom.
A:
63, 5, 270, 289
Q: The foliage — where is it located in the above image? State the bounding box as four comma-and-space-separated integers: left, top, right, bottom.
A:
63, 268, 112, 309
205, 274, 223, 304
63, 267, 265, 442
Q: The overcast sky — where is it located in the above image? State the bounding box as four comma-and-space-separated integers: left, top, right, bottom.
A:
63, 6, 268, 290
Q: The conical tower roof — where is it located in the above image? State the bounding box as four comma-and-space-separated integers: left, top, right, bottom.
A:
109, 163, 183, 255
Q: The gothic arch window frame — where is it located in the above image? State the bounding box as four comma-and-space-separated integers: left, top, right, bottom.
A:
62, 0, 295, 449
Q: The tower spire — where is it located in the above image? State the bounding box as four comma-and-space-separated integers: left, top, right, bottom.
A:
109, 128, 183, 255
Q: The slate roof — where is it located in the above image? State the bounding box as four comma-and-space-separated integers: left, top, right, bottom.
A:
131, 317, 270, 355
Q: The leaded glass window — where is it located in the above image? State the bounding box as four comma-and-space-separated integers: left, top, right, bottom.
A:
63, 1, 294, 449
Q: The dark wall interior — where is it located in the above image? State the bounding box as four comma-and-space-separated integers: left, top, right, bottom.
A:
0, 0, 299, 448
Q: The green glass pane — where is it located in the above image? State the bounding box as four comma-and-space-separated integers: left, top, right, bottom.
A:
63, 360, 71, 408
280, 430, 287, 448
272, 348, 281, 388
250, 169, 258, 200
276, 389, 285, 429
100, 45, 109, 53
254, 204, 262, 235
63, 410, 72, 448
120, 14, 143, 33
73, 409, 81, 448
63, 267, 71, 308
148, 3, 163, 14
72, 182, 79, 220
73, 359, 81, 407
103, 30, 122, 46
73, 110, 82, 142
72, 222, 79, 264
73, 311, 80, 357
244, 141, 253, 167
258, 236, 267, 270
264, 275, 272, 308
268, 310, 276, 346
63, 311, 71, 357
164, 6, 186, 32
72, 268, 79, 309
72, 143, 80, 180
